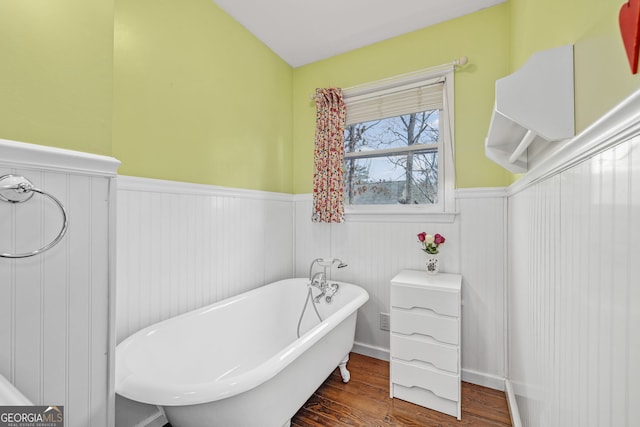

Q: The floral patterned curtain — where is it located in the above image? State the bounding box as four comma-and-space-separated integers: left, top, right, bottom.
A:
312, 88, 346, 223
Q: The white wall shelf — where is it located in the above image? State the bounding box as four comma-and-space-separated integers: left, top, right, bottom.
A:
485, 44, 575, 173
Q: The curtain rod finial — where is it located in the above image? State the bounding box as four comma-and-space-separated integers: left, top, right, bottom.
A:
454, 56, 468, 66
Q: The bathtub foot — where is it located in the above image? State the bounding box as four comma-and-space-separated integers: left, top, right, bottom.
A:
338, 355, 350, 383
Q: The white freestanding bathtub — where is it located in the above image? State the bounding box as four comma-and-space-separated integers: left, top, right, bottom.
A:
115, 278, 369, 427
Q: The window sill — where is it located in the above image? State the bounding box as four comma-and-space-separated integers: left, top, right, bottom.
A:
344, 205, 457, 223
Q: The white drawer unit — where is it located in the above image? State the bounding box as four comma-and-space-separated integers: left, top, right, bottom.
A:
390, 270, 462, 419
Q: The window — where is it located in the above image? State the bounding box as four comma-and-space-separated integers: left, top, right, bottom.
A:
342, 67, 455, 214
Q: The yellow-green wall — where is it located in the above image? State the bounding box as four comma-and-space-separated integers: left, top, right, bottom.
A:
113, 0, 293, 192
510, 0, 640, 134
0, 0, 114, 155
0, 0, 292, 193
3, 0, 640, 193
292, 5, 512, 192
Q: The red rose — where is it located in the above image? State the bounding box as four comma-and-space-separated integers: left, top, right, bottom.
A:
417, 232, 426, 242
434, 233, 445, 244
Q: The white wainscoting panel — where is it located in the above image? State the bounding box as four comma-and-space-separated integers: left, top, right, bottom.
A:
0, 139, 119, 427
507, 136, 640, 426
115, 177, 294, 343
458, 189, 506, 389
294, 193, 506, 388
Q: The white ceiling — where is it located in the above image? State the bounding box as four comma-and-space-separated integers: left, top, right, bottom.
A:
213, 0, 506, 67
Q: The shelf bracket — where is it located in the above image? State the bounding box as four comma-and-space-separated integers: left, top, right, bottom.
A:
508, 130, 537, 164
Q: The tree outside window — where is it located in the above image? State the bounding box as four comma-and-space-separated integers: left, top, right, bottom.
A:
343, 109, 440, 205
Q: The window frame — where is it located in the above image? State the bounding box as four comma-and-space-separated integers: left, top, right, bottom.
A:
341, 65, 456, 220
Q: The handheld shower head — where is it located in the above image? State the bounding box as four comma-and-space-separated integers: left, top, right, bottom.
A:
310, 258, 348, 278
333, 259, 348, 268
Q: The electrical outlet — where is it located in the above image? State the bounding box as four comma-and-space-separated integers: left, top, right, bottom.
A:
380, 312, 390, 331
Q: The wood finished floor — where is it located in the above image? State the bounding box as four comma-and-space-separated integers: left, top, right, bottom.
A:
292, 353, 512, 427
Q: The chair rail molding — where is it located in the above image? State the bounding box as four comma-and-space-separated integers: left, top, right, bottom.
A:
508, 87, 640, 196
0, 138, 120, 176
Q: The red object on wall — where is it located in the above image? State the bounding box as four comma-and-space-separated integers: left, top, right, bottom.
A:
619, 0, 640, 74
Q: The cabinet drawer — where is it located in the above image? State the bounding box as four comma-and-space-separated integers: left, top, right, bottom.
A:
391, 283, 459, 317
391, 308, 459, 345
391, 359, 459, 402
392, 384, 459, 418
391, 334, 458, 373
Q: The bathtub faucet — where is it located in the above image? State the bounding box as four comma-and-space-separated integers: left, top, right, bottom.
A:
310, 271, 327, 301
310, 272, 331, 303
323, 283, 340, 303
308, 258, 347, 303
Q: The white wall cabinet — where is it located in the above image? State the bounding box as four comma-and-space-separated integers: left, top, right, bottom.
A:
390, 270, 462, 419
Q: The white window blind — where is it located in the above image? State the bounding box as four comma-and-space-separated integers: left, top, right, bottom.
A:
344, 78, 444, 125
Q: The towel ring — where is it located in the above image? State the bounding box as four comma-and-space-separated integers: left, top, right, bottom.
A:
0, 175, 69, 259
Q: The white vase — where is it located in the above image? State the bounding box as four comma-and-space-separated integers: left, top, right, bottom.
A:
425, 253, 439, 275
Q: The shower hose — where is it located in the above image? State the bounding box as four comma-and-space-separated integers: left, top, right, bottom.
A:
296, 285, 323, 338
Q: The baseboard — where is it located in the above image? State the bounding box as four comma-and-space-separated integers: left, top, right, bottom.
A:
352, 342, 390, 361
461, 368, 505, 391
504, 379, 523, 427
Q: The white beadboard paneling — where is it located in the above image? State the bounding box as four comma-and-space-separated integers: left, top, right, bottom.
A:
629, 140, 640, 426
293, 194, 332, 277
294, 192, 506, 387
0, 162, 116, 427
91, 178, 111, 425
0, 167, 12, 381
12, 173, 44, 402
115, 176, 294, 344
120, 180, 506, 403
332, 217, 461, 351
507, 135, 640, 427
458, 193, 506, 385
41, 173, 69, 406
68, 176, 93, 424
509, 176, 562, 427
264, 199, 296, 283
